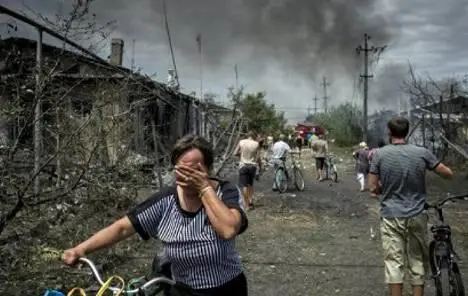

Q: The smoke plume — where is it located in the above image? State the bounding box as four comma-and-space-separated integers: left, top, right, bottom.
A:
94, 0, 400, 81
369, 62, 409, 111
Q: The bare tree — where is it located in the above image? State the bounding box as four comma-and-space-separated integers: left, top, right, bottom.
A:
403, 64, 468, 162
0, 2, 243, 293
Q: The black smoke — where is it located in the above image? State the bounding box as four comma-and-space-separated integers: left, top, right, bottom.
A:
90, 0, 401, 81
367, 109, 396, 147
369, 62, 409, 111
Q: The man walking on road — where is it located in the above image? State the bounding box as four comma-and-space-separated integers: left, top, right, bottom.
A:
368, 117, 453, 296
271, 134, 291, 191
234, 131, 260, 210
311, 133, 328, 181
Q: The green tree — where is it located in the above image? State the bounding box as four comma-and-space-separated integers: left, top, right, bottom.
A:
308, 103, 362, 147
228, 88, 287, 135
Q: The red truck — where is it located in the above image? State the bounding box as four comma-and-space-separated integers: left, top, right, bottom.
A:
294, 122, 325, 147
295, 122, 325, 137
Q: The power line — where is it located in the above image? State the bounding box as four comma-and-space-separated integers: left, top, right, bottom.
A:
356, 33, 386, 142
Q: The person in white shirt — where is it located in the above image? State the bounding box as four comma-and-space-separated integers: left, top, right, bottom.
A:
234, 131, 260, 210
270, 134, 291, 191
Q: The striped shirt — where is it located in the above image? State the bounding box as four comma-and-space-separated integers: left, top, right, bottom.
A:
369, 143, 440, 218
127, 180, 248, 290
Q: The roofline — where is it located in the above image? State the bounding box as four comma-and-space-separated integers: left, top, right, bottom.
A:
1, 37, 233, 111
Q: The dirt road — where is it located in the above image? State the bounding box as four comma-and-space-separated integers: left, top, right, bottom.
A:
4, 148, 468, 296
237, 149, 468, 296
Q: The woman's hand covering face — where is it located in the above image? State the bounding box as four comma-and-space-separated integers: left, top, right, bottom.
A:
175, 163, 210, 192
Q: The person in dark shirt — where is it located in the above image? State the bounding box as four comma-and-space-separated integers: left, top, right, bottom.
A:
62, 135, 248, 296
353, 141, 370, 191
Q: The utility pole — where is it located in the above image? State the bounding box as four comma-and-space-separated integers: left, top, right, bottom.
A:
234, 64, 239, 91
33, 28, 43, 197
322, 76, 330, 113
196, 33, 203, 135
397, 95, 401, 115
131, 39, 135, 71
356, 33, 386, 142
313, 95, 318, 114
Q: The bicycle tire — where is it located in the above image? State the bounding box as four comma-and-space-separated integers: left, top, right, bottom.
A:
332, 171, 338, 182
429, 241, 443, 296
274, 168, 288, 193
439, 259, 451, 296
294, 167, 305, 191
452, 262, 465, 296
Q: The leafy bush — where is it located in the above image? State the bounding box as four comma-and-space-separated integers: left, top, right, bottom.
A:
229, 88, 287, 135
308, 103, 363, 147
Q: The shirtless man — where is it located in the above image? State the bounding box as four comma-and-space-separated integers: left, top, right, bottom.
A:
234, 131, 260, 210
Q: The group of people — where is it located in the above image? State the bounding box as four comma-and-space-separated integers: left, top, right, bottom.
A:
234, 130, 330, 206
62, 116, 454, 296
233, 132, 296, 209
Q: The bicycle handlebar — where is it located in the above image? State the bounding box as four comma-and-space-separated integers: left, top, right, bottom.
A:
425, 193, 468, 210
78, 257, 176, 294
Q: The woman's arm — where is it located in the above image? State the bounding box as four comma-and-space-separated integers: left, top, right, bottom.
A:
175, 164, 247, 240
63, 217, 135, 265
63, 191, 168, 265
74, 217, 135, 255
200, 186, 245, 240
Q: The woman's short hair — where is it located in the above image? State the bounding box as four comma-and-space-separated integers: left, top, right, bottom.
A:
171, 134, 214, 170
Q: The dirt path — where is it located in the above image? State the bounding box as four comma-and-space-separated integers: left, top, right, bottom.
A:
4, 149, 468, 296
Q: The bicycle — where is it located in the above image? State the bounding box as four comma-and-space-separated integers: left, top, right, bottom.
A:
324, 154, 338, 182
67, 257, 190, 296
273, 152, 305, 193
425, 193, 468, 296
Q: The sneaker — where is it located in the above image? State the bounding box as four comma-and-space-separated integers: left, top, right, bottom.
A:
370, 226, 376, 240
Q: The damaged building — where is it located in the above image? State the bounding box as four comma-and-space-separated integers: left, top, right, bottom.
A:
0, 36, 232, 166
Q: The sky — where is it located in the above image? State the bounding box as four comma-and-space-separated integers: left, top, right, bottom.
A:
1, 0, 468, 123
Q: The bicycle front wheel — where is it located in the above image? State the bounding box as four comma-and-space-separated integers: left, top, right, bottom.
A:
294, 167, 305, 191
330, 165, 338, 182
274, 168, 288, 193
439, 259, 451, 296
452, 262, 465, 296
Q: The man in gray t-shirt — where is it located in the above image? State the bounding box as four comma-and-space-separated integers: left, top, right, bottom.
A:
368, 116, 453, 296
